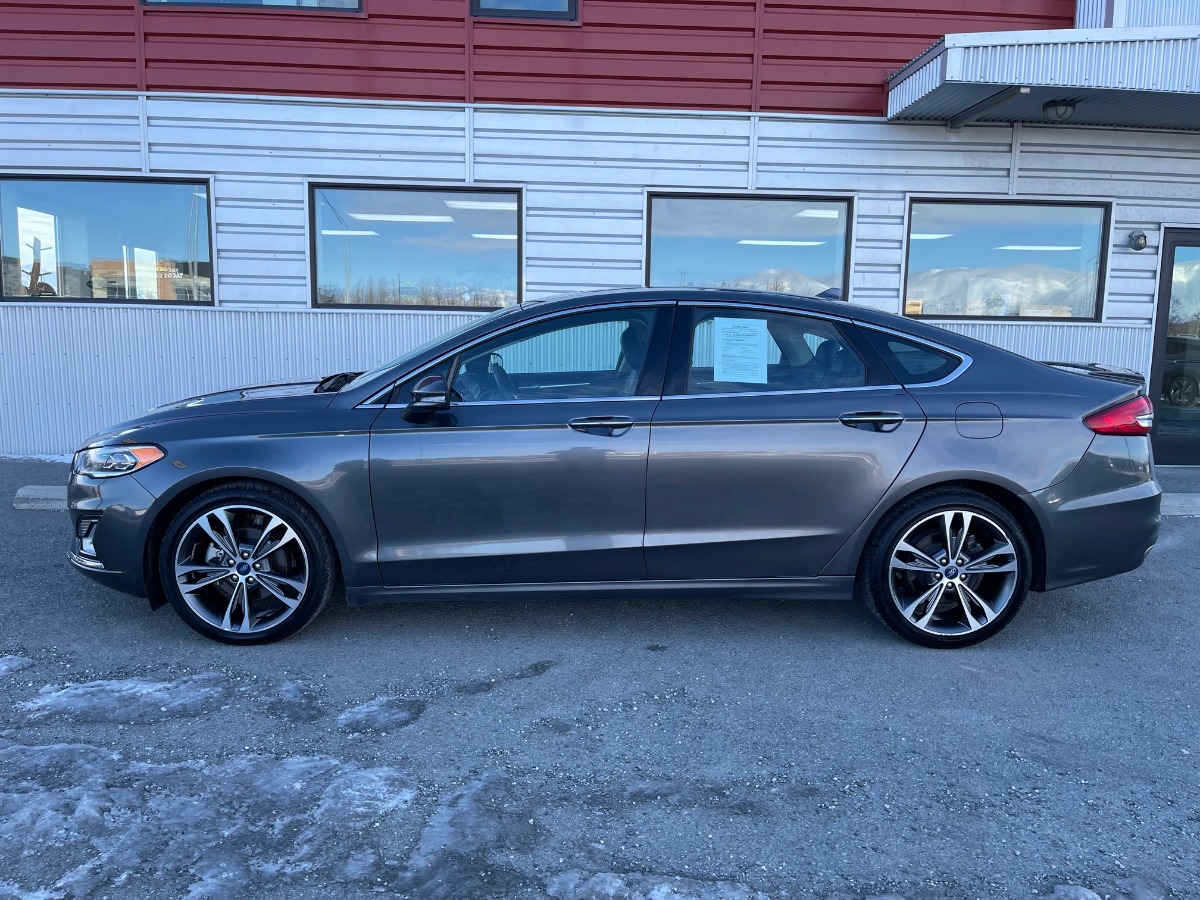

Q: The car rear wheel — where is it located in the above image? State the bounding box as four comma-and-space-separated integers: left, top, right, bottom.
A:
159, 483, 336, 644
860, 490, 1032, 648
1165, 374, 1199, 408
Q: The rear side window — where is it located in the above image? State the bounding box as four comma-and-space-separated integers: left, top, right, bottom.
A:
863, 329, 962, 385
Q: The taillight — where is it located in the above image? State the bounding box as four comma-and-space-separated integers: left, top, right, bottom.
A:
1084, 395, 1154, 435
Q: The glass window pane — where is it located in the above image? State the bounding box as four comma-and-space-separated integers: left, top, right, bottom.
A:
472, 0, 575, 17
454, 308, 657, 401
477, 0, 570, 11
145, 1, 359, 8
0, 179, 212, 304
905, 201, 1106, 319
687, 308, 864, 394
861, 329, 961, 386
313, 187, 520, 309
648, 196, 849, 299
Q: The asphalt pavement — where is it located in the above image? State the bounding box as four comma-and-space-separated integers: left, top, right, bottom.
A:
1, 458, 1197, 900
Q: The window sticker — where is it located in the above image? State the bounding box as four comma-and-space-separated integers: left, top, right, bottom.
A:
713, 317, 769, 383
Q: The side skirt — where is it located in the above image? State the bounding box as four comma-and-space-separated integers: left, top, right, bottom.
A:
345, 576, 856, 607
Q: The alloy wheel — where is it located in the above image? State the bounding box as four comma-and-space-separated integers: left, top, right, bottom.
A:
172, 504, 310, 635
888, 509, 1020, 637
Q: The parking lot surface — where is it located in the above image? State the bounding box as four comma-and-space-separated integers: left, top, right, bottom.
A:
1, 459, 1197, 899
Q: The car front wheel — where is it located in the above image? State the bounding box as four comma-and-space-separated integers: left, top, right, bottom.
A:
860, 490, 1032, 648
159, 483, 337, 644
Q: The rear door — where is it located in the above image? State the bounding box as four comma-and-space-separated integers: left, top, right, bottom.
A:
644, 303, 926, 580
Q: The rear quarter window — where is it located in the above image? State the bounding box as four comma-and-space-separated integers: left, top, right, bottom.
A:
863, 330, 962, 385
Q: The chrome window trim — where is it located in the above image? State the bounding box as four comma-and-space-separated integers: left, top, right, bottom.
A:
661, 384, 903, 401
447, 395, 655, 407
362, 300, 677, 409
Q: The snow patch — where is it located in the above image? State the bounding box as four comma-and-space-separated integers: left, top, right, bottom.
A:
0, 740, 416, 897
19, 673, 229, 723
0, 656, 31, 678
0, 454, 71, 463
547, 871, 770, 900
336, 695, 425, 732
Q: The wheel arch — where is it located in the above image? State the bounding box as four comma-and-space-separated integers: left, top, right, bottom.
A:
828, 476, 1050, 592
142, 470, 351, 609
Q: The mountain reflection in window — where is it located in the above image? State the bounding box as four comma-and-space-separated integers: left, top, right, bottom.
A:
647, 195, 850, 300
904, 201, 1106, 320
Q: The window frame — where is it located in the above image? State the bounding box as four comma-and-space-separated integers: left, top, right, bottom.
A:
470, 0, 578, 21
0, 174, 216, 307
902, 196, 1112, 323
644, 191, 855, 302
308, 182, 524, 311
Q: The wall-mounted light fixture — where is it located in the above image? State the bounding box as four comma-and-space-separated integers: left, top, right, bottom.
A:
1042, 100, 1076, 122
1128, 231, 1149, 251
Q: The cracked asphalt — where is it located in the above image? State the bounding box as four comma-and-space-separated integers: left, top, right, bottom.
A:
1, 459, 1198, 900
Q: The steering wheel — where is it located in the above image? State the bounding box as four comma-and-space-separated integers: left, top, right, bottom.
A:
488, 353, 519, 400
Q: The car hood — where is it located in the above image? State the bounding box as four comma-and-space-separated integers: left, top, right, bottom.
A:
79, 379, 334, 448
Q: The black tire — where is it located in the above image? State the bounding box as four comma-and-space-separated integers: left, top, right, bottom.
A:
159, 481, 337, 645
858, 489, 1032, 648
1165, 375, 1199, 408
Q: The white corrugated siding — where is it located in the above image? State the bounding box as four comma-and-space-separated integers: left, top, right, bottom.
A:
0, 305, 482, 456
1120, 0, 1200, 28
1075, 0, 1108, 29
0, 90, 1196, 453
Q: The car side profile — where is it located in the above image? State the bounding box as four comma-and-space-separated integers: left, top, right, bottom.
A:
67, 288, 1161, 647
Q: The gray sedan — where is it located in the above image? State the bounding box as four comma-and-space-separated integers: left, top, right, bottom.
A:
68, 289, 1161, 647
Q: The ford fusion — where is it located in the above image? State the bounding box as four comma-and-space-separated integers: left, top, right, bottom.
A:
68, 289, 1161, 647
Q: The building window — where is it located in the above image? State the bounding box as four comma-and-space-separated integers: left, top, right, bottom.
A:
0, 178, 212, 304
647, 195, 851, 300
904, 200, 1108, 320
312, 186, 520, 309
144, 1, 360, 9
471, 0, 577, 19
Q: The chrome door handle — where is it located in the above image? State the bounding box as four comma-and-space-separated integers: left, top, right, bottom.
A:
839, 411, 905, 433
568, 416, 634, 435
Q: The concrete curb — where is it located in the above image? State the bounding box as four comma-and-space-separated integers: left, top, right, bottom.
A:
14, 483, 1200, 516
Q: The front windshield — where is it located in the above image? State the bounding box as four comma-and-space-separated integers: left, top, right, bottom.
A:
341, 307, 516, 393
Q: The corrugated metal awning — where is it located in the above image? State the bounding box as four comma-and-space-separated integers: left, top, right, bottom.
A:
887, 26, 1200, 130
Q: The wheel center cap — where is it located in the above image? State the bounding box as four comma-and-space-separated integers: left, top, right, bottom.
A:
236, 561, 252, 576
944, 566, 960, 579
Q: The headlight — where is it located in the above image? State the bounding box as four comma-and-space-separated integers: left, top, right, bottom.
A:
72, 445, 165, 478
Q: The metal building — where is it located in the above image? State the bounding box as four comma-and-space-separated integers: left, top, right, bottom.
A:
1, 0, 1198, 462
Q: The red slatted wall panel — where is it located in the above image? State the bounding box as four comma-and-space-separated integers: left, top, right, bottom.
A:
0, 0, 1077, 115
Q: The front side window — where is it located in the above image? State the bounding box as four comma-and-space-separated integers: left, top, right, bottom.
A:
471, 0, 577, 20
145, 1, 359, 9
0, 178, 212, 304
453, 307, 658, 402
648, 195, 850, 300
313, 186, 519, 309
686, 308, 865, 395
904, 201, 1107, 320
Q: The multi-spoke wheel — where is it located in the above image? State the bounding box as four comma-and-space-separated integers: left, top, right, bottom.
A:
1165, 375, 1198, 408
159, 483, 337, 644
860, 490, 1032, 648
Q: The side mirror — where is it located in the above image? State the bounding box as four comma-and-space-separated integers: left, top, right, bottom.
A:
402, 375, 450, 423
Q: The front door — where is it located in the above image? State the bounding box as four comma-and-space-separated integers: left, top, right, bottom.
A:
1150, 230, 1200, 465
369, 303, 672, 586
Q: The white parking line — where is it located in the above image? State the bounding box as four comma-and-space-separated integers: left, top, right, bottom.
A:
13, 485, 67, 511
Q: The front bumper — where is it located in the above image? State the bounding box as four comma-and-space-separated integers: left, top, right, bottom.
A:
67, 471, 158, 598
1032, 435, 1161, 592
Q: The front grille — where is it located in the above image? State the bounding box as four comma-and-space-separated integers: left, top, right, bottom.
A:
76, 515, 100, 539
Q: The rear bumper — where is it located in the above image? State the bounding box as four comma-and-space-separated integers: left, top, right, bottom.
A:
1032, 435, 1161, 592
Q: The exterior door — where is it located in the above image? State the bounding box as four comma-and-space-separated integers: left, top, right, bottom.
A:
369, 304, 672, 586
1150, 230, 1200, 465
645, 304, 926, 580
